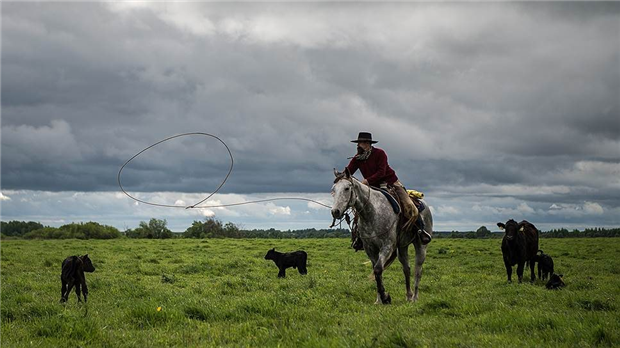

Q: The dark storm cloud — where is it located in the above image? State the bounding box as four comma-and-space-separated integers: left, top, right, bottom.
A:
2, 2, 619, 221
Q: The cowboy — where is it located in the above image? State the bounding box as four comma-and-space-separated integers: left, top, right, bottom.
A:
345, 132, 431, 245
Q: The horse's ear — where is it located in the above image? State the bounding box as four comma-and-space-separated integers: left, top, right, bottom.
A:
333, 168, 340, 177
497, 223, 505, 230
344, 167, 351, 178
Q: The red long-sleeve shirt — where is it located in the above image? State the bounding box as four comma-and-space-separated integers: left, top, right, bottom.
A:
346, 147, 398, 187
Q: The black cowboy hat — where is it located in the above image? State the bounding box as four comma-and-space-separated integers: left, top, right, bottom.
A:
351, 132, 378, 144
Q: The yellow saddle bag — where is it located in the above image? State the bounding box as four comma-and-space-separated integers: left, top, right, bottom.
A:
407, 189, 424, 200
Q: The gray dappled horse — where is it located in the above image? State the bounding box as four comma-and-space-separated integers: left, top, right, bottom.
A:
331, 169, 432, 304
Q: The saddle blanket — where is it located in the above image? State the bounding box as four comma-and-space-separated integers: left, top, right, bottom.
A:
370, 187, 401, 215
415, 199, 426, 213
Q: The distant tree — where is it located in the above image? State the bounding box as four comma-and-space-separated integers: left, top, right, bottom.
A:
23, 222, 121, 239
223, 222, 241, 238
184, 218, 225, 238
476, 226, 492, 238
1, 221, 44, 236
128, 218, 173, 239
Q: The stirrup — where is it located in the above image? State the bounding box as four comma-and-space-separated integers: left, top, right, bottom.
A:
418, 229, 432, 245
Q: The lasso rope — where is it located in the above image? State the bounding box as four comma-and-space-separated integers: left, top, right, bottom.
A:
117, 132, 332, 210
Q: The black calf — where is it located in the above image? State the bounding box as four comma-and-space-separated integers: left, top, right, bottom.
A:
60, 254, 95, 303
537, 250, 554, 281
546, 273, 565, 290
264, 248, 308, 278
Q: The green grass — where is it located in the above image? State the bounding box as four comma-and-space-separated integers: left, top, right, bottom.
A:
1, 238, 619, 347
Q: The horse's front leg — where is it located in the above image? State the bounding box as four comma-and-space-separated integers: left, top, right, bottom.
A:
373, 248, 393, 305
412, 242, 427, 302
398, 245, 413, 302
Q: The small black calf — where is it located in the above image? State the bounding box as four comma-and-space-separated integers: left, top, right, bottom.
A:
537, 250, 554, 281
60, 254, 95, 303
546, 273, 565, 290
264, 248, 308, 278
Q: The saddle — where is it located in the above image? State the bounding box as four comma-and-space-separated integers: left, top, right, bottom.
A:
350, 185, 426, 251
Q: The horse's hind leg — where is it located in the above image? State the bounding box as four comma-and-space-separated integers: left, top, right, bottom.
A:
412, 242, 427, 302
398, 246, 413, 302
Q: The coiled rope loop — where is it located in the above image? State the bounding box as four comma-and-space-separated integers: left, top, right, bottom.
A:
117, 132, 332, 210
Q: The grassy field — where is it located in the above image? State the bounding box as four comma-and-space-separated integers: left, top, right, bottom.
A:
1, 238, 618, 347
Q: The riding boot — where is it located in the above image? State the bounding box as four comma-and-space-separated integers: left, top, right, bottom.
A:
416, 215, 432, 245
393, 183, 417, 230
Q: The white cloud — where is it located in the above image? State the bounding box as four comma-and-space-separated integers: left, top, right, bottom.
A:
201, 209, 216, 218
308, 200, 331, 210
439, 184, 572, 197
547, 201, 605, 217
435, 205, 460, 216
268, 204, 291, 216
2, 120, 82, 165
517, 202, 535, 214
583, 201, 604, 215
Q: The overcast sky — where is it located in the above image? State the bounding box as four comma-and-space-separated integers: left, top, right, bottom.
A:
1, 2, 619, 232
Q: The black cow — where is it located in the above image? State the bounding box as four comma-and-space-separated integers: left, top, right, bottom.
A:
537, 250, 554, 281
497, 220, 539, 283
264, 248, 308, 278
60, 254, 95, 303
546, 273, 565, 289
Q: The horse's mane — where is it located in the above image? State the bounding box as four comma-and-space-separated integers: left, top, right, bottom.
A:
333, 172, 361, 184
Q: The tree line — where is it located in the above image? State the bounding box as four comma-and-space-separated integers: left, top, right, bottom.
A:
0, 219, 349, 240
2, 220, 619, 240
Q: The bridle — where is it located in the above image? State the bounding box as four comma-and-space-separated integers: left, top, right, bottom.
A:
333, 175, 371, 218
333, 174, 400, 240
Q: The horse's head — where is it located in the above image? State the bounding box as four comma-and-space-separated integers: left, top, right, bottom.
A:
331, 168, 354, 219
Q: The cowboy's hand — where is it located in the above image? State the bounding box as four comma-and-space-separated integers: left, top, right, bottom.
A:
362, 179, 369, 185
